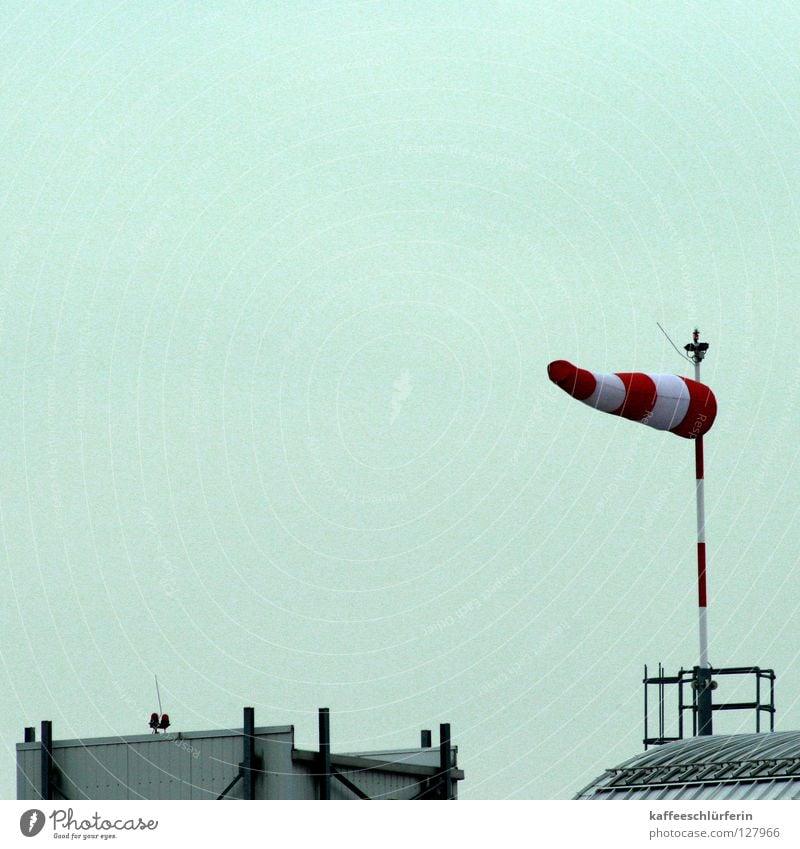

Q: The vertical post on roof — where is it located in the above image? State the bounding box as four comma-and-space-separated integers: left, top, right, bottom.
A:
643, 665, 649, 749
242, 707, 256, 800
439, 723, 453, 800
318, 708, 331, 800
24, 727, 35, 743
686, 327, 713, 736
40, 721, 52, 801
770, 673, 776, 731
420, 729, 432, 748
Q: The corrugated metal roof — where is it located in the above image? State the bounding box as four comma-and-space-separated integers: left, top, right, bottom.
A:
576, 731, 800, 800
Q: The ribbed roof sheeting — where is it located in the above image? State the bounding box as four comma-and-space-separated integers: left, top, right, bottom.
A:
576, 732, 800, 800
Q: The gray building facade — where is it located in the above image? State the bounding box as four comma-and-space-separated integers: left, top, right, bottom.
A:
17, 709, 462, 801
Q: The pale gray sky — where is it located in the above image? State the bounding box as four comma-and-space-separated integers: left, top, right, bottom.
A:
2, 1, 800, 799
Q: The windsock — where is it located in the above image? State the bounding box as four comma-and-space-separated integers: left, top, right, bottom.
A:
547, 360, 717, 438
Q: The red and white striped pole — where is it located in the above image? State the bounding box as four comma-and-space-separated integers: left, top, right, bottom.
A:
693, 339, 708, 668
686, 328, 713, 735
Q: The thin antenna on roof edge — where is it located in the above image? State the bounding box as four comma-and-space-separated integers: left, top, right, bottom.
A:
149, 675, 170, 734
657, 321, 693, 363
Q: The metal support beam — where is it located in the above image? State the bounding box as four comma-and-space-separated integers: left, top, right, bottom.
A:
318, 708, 331, 800
439, 723, 453, 800
216, 772, 243, 800
696, 666, 714, 737
331, 767, 370, 800
40, 721, 52, 801
242, 707, 255, 800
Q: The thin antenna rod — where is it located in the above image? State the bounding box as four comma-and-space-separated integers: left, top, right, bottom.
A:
657, 322, 693, 363
155, 675, 163, 716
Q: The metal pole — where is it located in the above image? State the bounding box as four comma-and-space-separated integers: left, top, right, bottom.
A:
756, 675, 761, 733
318, 708, 331, 800
420, 729, 432, 748
439, 723, 453, 800
694, 390, 709, 668
643, 664, 649, 748
242, 707, 255, 800
687, 328, 713, 735
770, 674, 775, 731
40, 721, 52, 801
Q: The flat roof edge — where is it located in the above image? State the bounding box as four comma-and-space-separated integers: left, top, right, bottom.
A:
292, 748, 465, 781
16, 725, 295, 750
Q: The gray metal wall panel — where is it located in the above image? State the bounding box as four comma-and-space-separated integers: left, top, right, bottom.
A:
199, 735, 242, 800
342, 768, 425, 800
170, 736, 192, 800
125, 742, 151, 799
342, 749, 442, 768
55, 746, 90, 800
126, 738, 192, 800
60, 744, 114, 799
16, 728, 448, 801
331, 778, 359, 800
17, 748, 40, 801
255, 731, 310, 799
190, 737, 226, 800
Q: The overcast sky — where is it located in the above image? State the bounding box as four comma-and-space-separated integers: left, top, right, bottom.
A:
2, 1, 800, 799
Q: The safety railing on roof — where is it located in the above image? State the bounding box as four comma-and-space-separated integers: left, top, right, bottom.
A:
644, 664, 775, 749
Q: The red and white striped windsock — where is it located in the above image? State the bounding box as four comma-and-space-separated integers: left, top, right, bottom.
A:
547, 360, 717, 438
